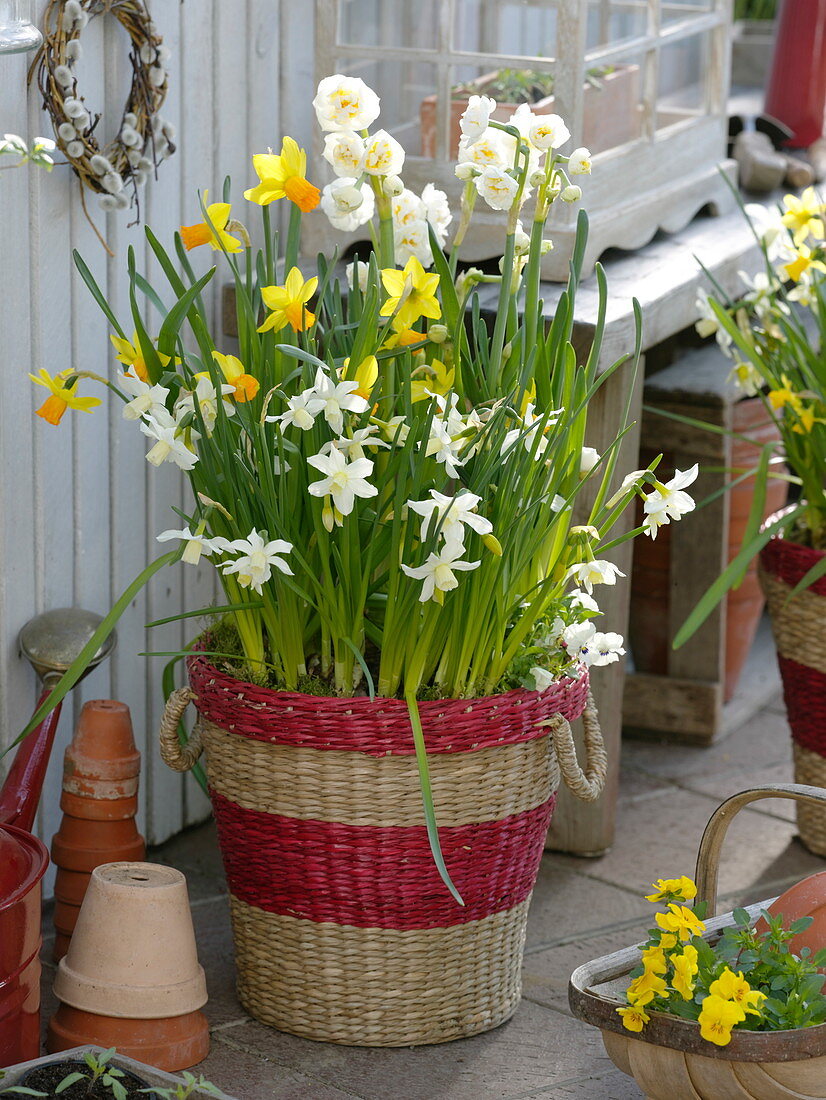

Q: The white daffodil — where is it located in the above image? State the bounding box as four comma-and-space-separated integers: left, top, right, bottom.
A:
156, 526, 222, 566
565, 559, 626, 594
580, 446, 601, 474
425, 420, 466, 478
221, 529, 294, 593
120, 372, 170, 421
320, 425, 389, 460
475, 164, 520, 211
550, 494, 566, 513
313, 75, 381, 132
500, 403, 562, 457
394, 219, 433, 267
346, 260, 370, 293
642, 464, 698, 539
309, 367, 369, 435
727, 361, 763, 397
567, 147, 592, 175
460, 94, 496, 145
383, 415, 410, 445
392, 188, 425, 227
458, 131, 511, 171
140, 411, 199, 470
528, 113, 570, 151
739, 269, 786, 320
531, 666, 557, 692
422, 182, 452, 241
695, 289, 733, 354
402, 547, 480, 603
322, 130, 366, 177
320, 178, 375, 232
744, 202, 795, 263
271, 390, 325, 431
177, 374, 235, 436
307, 446, 378, 516
408, 490, 493, 550
362, 129, 405, 177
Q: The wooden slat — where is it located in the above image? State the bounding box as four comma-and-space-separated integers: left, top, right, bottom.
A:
623, 672, 722, 740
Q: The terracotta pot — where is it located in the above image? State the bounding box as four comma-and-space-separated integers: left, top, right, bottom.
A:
158, 652, 604, 1047
629, 396, 788, 702
419, 65, 641, 159
759, 517, 826, 855
48, 863, 209, 1071
50, 701, 144, 960
756, 871, 826, 963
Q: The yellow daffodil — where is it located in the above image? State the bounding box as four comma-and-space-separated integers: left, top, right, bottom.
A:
410, 357, 455, 403
654, 903, 706, 942
780, 244, 826, 284
640, 945, 668, 976
792, 404, 825, 434
180, 191, 243, 253
645, 876, 698, 903
626, 970, 668, 1007
259, 267, 318, 333
30, 368, 101, 426
212, 351, 259, 402
380, 256, 442, 328
781, 187, 825, 244
698, 993, 745, 1046
670, 944, 699, 1000
709, 969, 766, 1017
110, 331, 173, 384
768, 373, 804, 414
382, 326, 426, 350
616, 1005, 650, 1033
342, 355, 378, 399
244, 137, 321, 213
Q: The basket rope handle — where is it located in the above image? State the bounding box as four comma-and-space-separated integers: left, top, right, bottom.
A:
159, 687, 203, 772
540, 690, 607, 803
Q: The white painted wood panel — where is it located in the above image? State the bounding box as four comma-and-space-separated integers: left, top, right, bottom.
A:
0, 1, 315, 875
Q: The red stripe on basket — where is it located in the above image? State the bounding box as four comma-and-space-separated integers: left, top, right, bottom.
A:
188, 652, 589, 756
761, 537, 826, 597
778, 655, 826, 755
211, 789, 556, 929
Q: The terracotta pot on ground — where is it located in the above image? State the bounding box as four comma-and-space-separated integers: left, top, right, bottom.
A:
47, 863, 209, 1071
629, 395, 788, 702
158, 650, 607, 1047
756, 871, 826, 961
50, 700, 145, 961
758, 515, 826, 855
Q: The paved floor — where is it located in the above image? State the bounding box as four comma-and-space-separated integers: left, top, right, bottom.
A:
40, 688, 823, 1099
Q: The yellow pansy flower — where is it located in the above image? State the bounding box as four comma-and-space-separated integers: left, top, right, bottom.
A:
411, 358, 455, 403
30, 368, 101, 426
640, 945, 667, 976
180, 191, 243, 253
709, 969, 766, 1016
645, 876, 697, 903
244, 137, 321, 213
626, 970, 668, 1007
698, 993, 745, 1046
110, 331, 173, 384
654, 903, 706, 942
780, 244, 826, 284
768, 373, 804, 415
670, 944, 699, 1000
259, 268, 318, 334
781, 187, 825, 244
657, 932, 678, 951
212, 351, 260, 402
616, 1005, 650, 1033
380, 256, 442, 329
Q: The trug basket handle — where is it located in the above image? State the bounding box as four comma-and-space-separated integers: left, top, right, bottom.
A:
159, 686, 203, 772
540, 690, 607, 803
695, 783, 826, 918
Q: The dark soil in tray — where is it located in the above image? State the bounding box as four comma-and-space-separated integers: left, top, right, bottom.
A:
19, 1060, 153, 1099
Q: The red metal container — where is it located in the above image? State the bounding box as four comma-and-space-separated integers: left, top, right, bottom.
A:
0, 823, 49, 1068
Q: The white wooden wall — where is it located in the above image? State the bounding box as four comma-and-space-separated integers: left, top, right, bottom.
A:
0, 1, 316, 882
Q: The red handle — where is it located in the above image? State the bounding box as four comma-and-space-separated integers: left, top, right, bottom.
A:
0, 689, 62, 831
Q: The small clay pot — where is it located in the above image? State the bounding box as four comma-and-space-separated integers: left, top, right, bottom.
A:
48, 863, 209, 1071
757, 871, 826, 963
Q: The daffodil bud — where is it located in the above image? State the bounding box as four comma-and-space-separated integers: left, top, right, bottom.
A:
483, 532, 503, 556
560, 185, 582, 203
428, 323, 449, 344
454, 162, 476, 181
529, 168, 545, 187
226, 220, 251, 248
580, 446, 601, 474
570, 524, 600, 539
540, 238, 554, 254
382, 174, 404, 197
322, 501, 335, 532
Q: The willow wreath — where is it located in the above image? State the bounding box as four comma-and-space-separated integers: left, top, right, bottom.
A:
32, 0, 173, 237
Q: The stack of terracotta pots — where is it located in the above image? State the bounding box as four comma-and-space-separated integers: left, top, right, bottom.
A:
51, 700, 145, 961
47, 862, 210, 1071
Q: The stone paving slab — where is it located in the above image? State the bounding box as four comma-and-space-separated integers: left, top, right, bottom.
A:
680, 758, 798, 823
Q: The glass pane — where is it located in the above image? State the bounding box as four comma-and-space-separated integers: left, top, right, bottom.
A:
335, 57, 439, 156
657, 32, 707, 130
661, 0, 714, 28
585, 0, 648, 52
337, 0, 439, 50
453, 0, 558, 61
584, 60, 645, 153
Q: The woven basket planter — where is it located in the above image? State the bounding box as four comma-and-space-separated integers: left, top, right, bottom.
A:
159, 653, 605, 1046
758, 516, 826, 857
